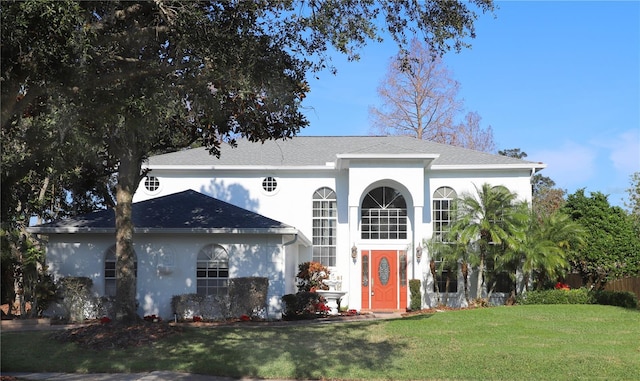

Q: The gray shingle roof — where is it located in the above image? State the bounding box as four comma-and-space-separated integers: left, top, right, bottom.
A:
146, 136, 543, 168
28, 190, 293, 233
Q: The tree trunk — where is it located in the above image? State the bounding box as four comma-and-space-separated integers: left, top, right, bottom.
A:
114, 152, 142, 323
476, 251, 485, 299
430, 259, 440, 304
461, 261, 469, 303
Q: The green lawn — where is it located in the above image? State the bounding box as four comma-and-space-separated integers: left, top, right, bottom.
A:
2, 305, 639, 380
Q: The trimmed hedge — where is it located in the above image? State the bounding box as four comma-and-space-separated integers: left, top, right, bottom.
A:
409, 279, 422, 311
593, 290, 638, 309
516, 288, 638, 309
172, 277, 269, 321
281, 291, 327, 320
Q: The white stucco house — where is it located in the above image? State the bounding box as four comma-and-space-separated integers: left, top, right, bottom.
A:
29, 136, 545, 319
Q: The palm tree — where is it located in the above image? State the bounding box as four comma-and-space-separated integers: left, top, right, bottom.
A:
505, 208, 587, 291
450, 183, 525, 299
534, 211, 586, 288
425, 237, 459, 306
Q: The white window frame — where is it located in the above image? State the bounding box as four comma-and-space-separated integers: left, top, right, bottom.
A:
196, 244, 229, 296
361, 186, 407, 240
312, 187, 337, 266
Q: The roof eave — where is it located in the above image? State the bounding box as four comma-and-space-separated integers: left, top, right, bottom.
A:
27, 227, 306, 236
145, 165, 336, 171
431, 163, 547, 171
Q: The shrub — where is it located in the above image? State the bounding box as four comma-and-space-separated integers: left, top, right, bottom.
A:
516, 288, 594, 305
281, 291, 327, 320
57, 277, 94, 322
228, 277, 268, 319
593, 290, 638, 309
409, 279, 422, 311
171, 293, 230, 321
517, 288, 638, 309
296, 262, 329, 292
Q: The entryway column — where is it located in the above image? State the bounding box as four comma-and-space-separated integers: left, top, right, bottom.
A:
412, 205, 424, 280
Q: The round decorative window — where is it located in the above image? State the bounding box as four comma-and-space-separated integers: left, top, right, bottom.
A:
144, 176, 160, 192
262, 177, 277, 193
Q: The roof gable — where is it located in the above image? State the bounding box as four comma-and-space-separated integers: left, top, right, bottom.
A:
29, 190, 292, 232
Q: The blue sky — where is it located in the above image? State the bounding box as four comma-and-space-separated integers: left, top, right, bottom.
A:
299, 1, 639, 207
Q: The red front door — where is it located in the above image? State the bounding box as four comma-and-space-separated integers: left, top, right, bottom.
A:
361, 250, 407, 310
371, 250, 398, 310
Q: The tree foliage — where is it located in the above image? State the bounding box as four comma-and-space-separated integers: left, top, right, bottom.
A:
2, 0, 494, 321
625, 172, 640, 227
444, 185, 585, 300
449, 184, 525, 298
369, 38, 495, 151
504, 208, 586, 291
563, 189, 640, 287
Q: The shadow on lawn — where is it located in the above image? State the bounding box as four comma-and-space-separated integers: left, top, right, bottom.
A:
151, 320, 404, 379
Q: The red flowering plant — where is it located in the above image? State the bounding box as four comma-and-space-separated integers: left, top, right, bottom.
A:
315, 296, 331, 314
296, 261, 330, 292
143, 314, 161, 322
555, 282, 570, 291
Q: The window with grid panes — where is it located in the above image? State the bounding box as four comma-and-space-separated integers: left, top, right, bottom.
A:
361, 187, 407, 239
432, 187, 456, 242
104, 246, 137, 297
196, 244, 229, 296
312, 187, 337, 266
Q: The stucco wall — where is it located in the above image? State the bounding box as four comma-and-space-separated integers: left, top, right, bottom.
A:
133, 163, 534, 310
44, 232, 300, 319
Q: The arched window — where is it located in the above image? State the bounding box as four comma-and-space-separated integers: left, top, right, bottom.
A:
196, 244, 229, 296
104, 246, 137, 297
433, 186, 457, 242
361, 186, 407, 239
312, 187, 337, 266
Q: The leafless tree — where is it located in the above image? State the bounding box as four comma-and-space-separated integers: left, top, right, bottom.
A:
449, 111, 495, 152
369, 38, 495, 152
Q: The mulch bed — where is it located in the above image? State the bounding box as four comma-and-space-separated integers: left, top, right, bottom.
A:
50, 321, 183, 351
48, 309, 475, 351
48, 313, 370, 351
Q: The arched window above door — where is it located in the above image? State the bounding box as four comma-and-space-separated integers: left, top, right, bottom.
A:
361, 186, 407, 239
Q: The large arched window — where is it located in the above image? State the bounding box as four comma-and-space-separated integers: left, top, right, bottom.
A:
361, 186, 407, 239
196, 244, 229, 296
433, 186, 457, 242
104, 246, 137, 297
312, 187, 337, 266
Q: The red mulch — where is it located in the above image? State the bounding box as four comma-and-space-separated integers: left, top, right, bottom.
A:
50, 321, 182, 351
48, 309, 476, 351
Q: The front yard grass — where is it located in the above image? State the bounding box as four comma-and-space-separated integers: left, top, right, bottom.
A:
2, 304, 639, 380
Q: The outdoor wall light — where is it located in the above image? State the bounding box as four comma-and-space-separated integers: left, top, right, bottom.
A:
351, 244, 358, 260
416, 244, 423, 262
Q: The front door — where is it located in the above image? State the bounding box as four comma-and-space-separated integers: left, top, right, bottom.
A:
361, 250, 407, 310
371, 250, 398, 309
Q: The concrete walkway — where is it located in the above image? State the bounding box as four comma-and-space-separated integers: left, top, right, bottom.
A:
2, 312, 404, 381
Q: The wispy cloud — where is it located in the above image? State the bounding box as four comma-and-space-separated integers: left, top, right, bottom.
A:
597, 129, 640, 175
529, 142, 598, 190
